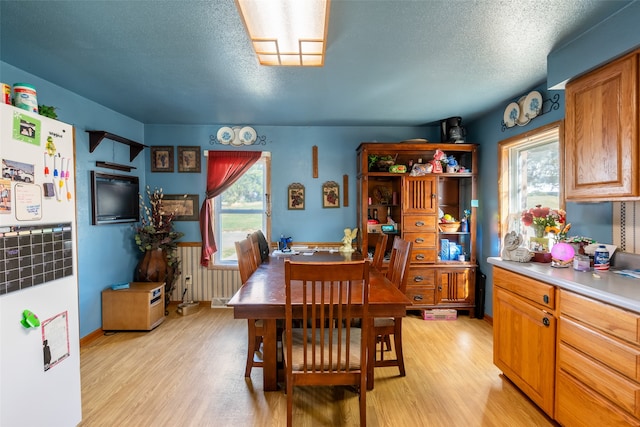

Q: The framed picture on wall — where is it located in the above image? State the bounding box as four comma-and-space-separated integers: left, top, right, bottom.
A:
161, 194, 199, 221
177, 146, 201, 173
287, 183, 305, 210
322, 181, 340, 208
150, 146, 174, 172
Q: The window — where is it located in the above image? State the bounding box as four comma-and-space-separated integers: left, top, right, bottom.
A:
211, 153, 271, 265
498, 122, 563, 241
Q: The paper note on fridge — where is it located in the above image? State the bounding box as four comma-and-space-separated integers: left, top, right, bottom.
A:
15, 183, 42, 220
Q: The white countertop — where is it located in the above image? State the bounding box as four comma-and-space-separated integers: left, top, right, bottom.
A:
487, 257, 640, 313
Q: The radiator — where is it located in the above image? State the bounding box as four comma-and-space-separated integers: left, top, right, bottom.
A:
171, 245, 242, 307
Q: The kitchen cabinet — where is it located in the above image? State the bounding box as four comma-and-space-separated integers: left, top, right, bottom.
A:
492, 267, 556, 417
356, 142, 478, 314
564, 49, 639, 200
556, 290, 640, 426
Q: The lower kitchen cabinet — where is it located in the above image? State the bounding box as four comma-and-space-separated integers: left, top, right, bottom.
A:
556, 290, 640, 426
492, 265, 640, 426
493, 267, 556, 417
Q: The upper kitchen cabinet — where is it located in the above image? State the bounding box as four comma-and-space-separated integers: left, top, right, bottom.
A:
565, 49, 639, 201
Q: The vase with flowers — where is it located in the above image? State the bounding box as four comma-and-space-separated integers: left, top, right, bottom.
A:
521, 205, 567, 251
134, 186, 184, 311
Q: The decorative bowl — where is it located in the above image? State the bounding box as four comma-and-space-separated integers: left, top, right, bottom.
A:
439, 222, 461, 232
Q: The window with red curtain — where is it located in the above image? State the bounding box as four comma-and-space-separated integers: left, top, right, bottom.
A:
200, 151, 261, 267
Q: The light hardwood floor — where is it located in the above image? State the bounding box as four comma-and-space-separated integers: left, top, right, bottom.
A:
79, 306, 557, 427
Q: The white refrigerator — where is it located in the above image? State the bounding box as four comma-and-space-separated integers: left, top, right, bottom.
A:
0, 103, 82, 426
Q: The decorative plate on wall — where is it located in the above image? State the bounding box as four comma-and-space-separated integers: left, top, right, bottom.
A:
522, 90, 543, 120
503, 102, 520, 128
217, 127, 234, 144
239, 126, 257, 145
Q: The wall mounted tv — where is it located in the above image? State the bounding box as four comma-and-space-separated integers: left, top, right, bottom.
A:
91, 171, 140, 225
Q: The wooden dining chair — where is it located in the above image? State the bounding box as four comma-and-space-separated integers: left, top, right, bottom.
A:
283, 259, 370, 427
248, 231, 262, 267
372, 236, 412, 382
371, 233, 389, 270
235, 238, 264, 378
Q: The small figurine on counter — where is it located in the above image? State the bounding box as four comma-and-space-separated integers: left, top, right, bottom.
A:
339, 227, 358, 253
501, 231, 532, 262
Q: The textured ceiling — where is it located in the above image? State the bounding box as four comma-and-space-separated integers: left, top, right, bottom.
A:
0, 0, 633, 126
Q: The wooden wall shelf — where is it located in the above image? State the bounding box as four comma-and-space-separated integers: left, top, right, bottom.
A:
86, 130, 147, 162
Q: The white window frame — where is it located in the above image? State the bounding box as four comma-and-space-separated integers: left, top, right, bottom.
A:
498, 121, 564, 242
207, 152, 271, 266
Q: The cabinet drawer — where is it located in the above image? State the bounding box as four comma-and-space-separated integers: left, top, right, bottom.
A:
404, 231, 436, 248
410, 248, 437, 264
560, 290, 640, 345
493, 267, 555, 310
407, 268, 436, 286
558, 341, 640, 418
559, 316, 640, 381
405, 286, 436, 305
556, 370, 640, 427
402, 215, 437, 232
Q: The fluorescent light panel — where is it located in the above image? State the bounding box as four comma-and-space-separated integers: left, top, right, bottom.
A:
236, 0, 330, 66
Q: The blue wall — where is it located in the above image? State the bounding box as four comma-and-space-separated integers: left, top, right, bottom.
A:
144, 125, 438, 242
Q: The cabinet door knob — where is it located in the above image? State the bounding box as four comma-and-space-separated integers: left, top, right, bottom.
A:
438, 286, 442, 291
416, 254, 424, 260
431, 193, 436, 199
415, 221, 424, 227
542, 317, 550, 327
543, 295, 549, 304
415, 238, 424, 243
413, 275, 423, 282
414, 295, 423, 301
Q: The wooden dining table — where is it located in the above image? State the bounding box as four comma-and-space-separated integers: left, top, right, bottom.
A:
227, 250, 412, 391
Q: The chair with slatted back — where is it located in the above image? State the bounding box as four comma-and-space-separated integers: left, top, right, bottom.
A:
235, 238, 264, 378
371, 233, 389, 270
248, 231, 262, 267
371, 236, 412, 387
283, 259, 370, 427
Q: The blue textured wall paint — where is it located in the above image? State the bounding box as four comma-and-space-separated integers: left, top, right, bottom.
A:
144, 125, 438, 243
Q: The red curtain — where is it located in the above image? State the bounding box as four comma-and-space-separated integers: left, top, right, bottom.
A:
200, 151, 261, 267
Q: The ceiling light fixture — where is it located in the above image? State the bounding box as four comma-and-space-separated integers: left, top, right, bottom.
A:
235, 0, 330, 67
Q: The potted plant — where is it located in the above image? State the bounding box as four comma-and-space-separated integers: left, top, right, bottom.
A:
134, 186, 184, 311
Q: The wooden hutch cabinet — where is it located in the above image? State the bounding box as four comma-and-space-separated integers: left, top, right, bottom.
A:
356, 142, 478, 315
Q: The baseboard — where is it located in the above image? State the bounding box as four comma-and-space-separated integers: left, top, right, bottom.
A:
80, 328, 104, 347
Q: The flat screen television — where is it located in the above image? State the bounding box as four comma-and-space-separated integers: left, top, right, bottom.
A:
91, 171, 140, 225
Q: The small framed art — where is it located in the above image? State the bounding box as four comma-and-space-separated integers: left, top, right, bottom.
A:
322, 181, 340, 208
150, 146, 174, 173
177, 146, 201, 173
161, 194, 199, 221
288, 183, 305, 210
